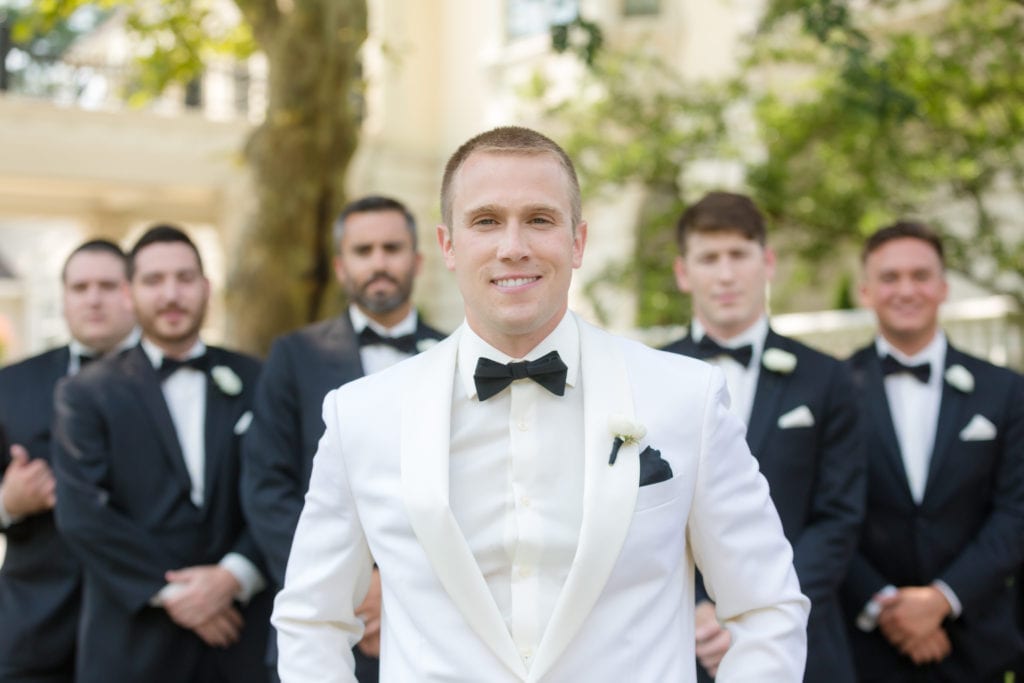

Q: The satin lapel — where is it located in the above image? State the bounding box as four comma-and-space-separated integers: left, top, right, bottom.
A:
859, 351, 916, 502
123, 347, 194, 498
325, 315, 365, 380
923, 349, 968, 500
399, 330, 527, 681
202, 351, 233, 512
528, 318, 638, 683
745, 331, 789, 458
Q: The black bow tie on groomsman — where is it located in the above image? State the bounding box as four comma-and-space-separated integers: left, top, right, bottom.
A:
473, 350, 568, 401
77, 352, 98, 368
157, 354, 210, 381
880, 354, 931, 383
358, 326, 419, 355
694, 335, 754, 368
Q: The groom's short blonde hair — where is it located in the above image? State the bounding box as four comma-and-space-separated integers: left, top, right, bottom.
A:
440, 126, 582, 230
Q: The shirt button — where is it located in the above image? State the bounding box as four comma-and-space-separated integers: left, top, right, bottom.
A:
519, 495, 531, 508
517, 420, 528, 431
521, 647, 533, 661
518, 565, 532, 578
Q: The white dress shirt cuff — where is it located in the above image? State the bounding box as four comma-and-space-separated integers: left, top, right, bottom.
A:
150, 581, 186, 607
855, 584, 898, 632
219, 552, 266, 604
932, 579, 962, 619
0, 486, 23, 527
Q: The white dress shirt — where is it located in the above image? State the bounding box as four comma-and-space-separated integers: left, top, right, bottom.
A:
876, 333, 946, 504
348, 305, 419, 375
449, 313, 584, 668
691, 316, 769, 426
142, 339, 265, 604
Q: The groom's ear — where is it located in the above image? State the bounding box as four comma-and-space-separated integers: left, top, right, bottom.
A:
437, 225, 456, 271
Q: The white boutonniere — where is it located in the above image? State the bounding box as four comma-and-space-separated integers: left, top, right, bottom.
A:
944, 364, 974, 393
608, 414, 646, 465
762, 348, 797, 374
211, 365, 243, 396
416, 338, 439, 353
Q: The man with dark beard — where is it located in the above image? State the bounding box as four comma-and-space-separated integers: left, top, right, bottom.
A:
240, 195, 446, 682
53, 225, 270, 682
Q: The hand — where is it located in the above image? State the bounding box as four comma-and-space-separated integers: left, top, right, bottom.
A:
695, 600, 730, 677
877, 586, 951, 649
192, 605, 245, 648
355, 567, 382, 658
162, 565, 241, 629
0, 444, 56, 517
900, 627, 951, 665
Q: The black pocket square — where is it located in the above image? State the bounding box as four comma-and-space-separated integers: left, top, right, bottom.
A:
639, 446, 672, 487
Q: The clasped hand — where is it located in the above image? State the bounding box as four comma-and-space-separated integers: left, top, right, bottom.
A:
876, 586, 952, 665
162, 565, 243, 649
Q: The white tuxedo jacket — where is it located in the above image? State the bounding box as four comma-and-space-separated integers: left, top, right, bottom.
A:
273, 316, 808, 682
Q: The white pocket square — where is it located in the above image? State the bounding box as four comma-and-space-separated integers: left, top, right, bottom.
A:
778, 405, 815, 429
233, 410, 253, 436
959, 414, 997, 441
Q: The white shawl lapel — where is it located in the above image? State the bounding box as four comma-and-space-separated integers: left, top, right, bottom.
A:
400, 329, 528, 680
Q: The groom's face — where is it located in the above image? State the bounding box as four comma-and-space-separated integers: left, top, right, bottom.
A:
437, 150, 586, 356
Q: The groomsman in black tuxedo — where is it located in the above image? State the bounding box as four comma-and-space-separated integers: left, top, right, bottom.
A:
53, 225, 271, 683
844, 221, 1024, 681
240, 195, 445, 681
0, 239, 137, 683
663, 191, 865, 682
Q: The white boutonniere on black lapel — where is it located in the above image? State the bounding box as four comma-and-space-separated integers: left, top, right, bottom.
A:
608, 414, 646, 465
211, 365, 243, 396
416, 338, 439, 353
944, 364, 974, 393
762, 348, 797, 374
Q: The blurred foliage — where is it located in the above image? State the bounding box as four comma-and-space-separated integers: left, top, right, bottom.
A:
540, 0, 1024, 325
10, 0, 367, 354
751, 0, 1024, 308
9, 0, 256, 104
533, 45, 737, 327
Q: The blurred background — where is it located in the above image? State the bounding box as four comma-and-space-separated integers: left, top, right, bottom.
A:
0, 0, 1020, 368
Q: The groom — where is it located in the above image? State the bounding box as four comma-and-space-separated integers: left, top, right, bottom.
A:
273, 126, 809, 682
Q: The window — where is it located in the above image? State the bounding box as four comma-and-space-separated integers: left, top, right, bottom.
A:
506, 0, 580, 40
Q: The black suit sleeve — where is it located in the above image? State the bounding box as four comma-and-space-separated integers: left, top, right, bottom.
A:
790, 360, 866, 606
939, 370, 1024, 616
240, 337, 309, 587
52, 376, 179, 613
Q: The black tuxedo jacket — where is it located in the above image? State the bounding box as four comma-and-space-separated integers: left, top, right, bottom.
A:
843, 342, 1024, 681
0, 347, 80, 682
52, 345, 271, 683
665, 329, 865, 683
240, 313, 446, 587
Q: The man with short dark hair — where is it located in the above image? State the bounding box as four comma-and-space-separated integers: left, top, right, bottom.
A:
663, 191, 865, 683
0, 238, 137, 682
240, 195, 445, 681
272, 128, 809, 682
845, 220, 1024, 681
54, 225, 270, 683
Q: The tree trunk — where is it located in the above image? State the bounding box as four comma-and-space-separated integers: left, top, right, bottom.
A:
226, 0, 367, 355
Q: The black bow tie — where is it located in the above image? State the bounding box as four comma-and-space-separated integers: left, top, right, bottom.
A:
473, 350, 568, 401
77, 353, 98, 368
880, 354, 931, 383
694, 335, 753, 368
358, 326, 418, 355
157, 354, 209, 381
